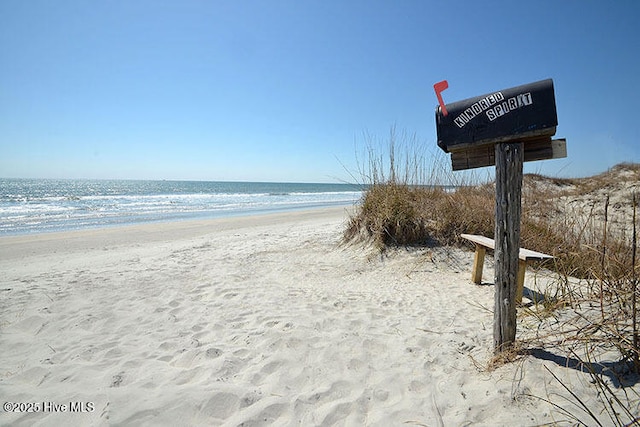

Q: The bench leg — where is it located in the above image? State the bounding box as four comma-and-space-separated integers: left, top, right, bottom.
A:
471, 244, 486, 284
516, 260, 527, 303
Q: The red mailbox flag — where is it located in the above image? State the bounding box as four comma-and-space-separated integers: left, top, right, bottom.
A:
433, 80, 449, 116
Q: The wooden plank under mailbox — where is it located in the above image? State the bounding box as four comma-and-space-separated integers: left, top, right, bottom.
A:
451, 138, 566, 171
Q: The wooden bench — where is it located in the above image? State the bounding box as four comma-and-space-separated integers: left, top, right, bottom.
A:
460, 234, 554, 303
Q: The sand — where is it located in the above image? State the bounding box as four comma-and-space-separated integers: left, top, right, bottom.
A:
0, 207, 635, 426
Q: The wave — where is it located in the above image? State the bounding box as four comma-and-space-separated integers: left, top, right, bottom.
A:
0, 182, 363, 235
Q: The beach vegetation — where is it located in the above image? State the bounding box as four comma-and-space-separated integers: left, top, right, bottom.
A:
343, 127, 495, 250
344, 130, 640, 425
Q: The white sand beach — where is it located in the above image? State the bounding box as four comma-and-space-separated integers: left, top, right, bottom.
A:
0, 207, 633, 426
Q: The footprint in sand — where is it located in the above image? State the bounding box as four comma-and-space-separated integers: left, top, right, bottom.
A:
239, 402, 288, 426
240, 390, 263, 408
200, 392, 240, 420
206, 347, 222, 359
110, 371, 125, 387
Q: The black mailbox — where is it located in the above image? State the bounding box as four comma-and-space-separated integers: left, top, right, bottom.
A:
436, 79, 558, 153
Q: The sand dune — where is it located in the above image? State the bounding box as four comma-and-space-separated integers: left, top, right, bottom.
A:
0, 207, 631, 426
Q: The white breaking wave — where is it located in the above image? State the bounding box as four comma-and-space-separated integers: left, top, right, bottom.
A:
0, 179, 363, 235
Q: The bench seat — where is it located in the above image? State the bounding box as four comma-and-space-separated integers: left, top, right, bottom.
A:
460, 233, 554, 303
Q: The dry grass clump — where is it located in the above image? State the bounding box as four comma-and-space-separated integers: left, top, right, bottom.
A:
344, 183, 427, 247
343, 183, 495, 249
343, 127, 496, 250
427, 184, 495, 245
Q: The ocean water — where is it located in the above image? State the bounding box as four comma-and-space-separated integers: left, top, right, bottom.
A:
0, 179, 363, 235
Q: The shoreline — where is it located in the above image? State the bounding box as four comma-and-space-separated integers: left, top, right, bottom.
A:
0, 202, 359, 239
0, 206, 353, 262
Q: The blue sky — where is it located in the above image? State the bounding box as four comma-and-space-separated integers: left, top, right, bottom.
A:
1, 1, 639, 183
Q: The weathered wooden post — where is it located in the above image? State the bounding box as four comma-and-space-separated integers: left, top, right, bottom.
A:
434, 79, 566, 353
493, 141, 523, 352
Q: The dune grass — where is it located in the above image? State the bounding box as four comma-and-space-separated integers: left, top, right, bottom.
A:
344, 134, 639, 284
343, 127, 495, 250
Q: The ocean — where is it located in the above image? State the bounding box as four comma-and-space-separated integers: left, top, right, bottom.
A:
0, 179, 363, 235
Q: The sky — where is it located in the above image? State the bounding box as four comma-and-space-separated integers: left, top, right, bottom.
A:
1, 0, 639, 183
